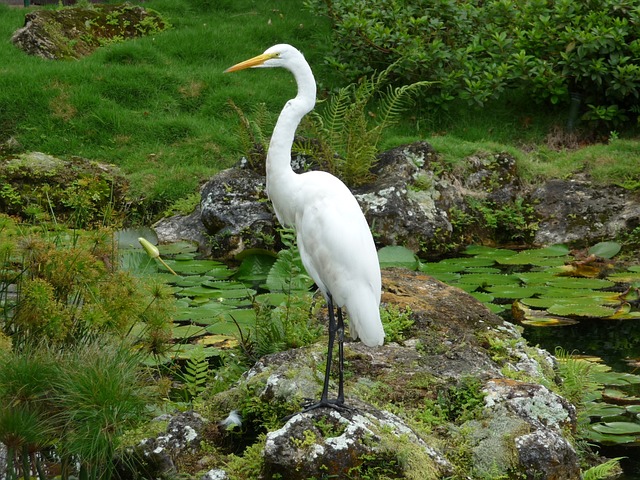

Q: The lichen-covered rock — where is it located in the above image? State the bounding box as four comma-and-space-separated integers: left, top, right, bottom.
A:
119, 411, 208, 479
529, 177, 640, 246
11, 4, 168, 60
516, 429, 581, 480
159, 141, 640, 259
0, 151, 128, 225
263, 406, 452, 480
463, 378, 580, 479
154, 205, 211, 256
199, 167, 279, 259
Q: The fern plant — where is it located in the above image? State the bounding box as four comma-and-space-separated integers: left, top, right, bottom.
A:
582, 457, 623, 480
228, 99, 273, 173
297, 67, 430, 186
182, 345, 209, 401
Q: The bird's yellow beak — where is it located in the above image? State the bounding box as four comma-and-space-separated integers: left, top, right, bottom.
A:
224, 53, 277, 73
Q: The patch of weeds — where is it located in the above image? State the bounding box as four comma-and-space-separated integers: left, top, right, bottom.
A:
419, 376, 486, 428
380, 304, 414, 343
313, 415, 347, 439
163, 191, 200, 217
465, 197, 539, 244
224, 433, 267, 480
354, 430, 441, 480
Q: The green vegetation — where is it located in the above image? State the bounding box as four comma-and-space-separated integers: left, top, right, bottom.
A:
1, 0, 639, 224
1, 0, 640, 477
307, 0, 640, 128
0, 0, 334, 221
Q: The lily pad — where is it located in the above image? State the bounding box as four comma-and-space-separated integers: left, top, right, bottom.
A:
235, 253, 277, 282
583, 428, 638, 445
469, 292, 495, 303
589, 241, 621, 259
591, 371, 640, 386
439, 257, 496, 268
172, 324, 207, 340
583, 403, 627, 419
484, 303, 507, 313
420, 262, 466, 274
457, 273, 518, 286
519, 316, 579, 327
545, 277, 615, 290
165, 259, 228, 275
591, 421, 640, 435
157, 241, 199, 255
547, 303, 617, 318
378, 246, 419, 270
485, 285, 542, 299
463, 245, 515, 258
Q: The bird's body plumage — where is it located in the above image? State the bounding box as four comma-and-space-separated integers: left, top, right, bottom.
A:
225, 44, 384, 408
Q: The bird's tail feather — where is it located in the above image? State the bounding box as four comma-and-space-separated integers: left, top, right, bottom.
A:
346, 292, 384, 347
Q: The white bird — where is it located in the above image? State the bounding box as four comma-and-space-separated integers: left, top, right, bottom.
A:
225, 44, 384, 410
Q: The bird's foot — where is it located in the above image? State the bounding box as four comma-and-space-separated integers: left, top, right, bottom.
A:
282, 398, 352, 422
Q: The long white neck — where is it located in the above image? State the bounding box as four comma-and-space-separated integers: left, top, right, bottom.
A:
266, 55, 316, 226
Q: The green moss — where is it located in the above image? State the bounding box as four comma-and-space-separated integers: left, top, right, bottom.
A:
21, 4, 170, 60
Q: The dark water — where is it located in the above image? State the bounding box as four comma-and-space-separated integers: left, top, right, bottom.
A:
522, 320, 640, 479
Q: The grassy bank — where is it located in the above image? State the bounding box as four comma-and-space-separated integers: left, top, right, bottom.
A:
1, 0, 638, 222
0, 0, 333, 216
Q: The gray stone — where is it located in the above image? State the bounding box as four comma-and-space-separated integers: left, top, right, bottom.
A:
530, 177, 640, 246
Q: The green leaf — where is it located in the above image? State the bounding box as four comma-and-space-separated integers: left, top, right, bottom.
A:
545, 277, 615, 290
439, 257, 496, 268
583, 403, 626, 418
165, 259, 228, 275
591, 421, 640, 435
420, 262, 466, 274
547, 303, 617, 318
172, 324, 207, 340
457, 273, 518, 286
378, 246, 418, 269
235, 253, 276, 282
485, 285, 542, 298
588, 241, 621, 259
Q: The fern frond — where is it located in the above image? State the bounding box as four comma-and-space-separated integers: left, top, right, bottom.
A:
373, 81, 431, 144
183, 346, 209, 399
583, 457, 624, 480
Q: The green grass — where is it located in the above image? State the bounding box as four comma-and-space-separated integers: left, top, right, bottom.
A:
1, 0, 638, 222
0, 0, 333, 215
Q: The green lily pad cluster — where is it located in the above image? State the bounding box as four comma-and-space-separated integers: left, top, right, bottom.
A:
128, 240, 314, 363
378, 242, 640, 446
380, 242, 640, 325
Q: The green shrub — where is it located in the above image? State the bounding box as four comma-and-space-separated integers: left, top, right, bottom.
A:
306, 0, 640, 127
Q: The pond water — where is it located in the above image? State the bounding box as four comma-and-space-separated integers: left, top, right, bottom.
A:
523, 320, 640, 479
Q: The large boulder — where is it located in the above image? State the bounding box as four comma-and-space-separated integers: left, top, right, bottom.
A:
529, 177, 640, 246
0, 151, 128, 226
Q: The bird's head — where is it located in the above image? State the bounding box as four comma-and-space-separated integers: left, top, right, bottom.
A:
224, 44, 303, 73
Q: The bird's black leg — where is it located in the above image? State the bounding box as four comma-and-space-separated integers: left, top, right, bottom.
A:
336, 306, 345, 405
294, 294, 350, 415
318, 294, 337, 405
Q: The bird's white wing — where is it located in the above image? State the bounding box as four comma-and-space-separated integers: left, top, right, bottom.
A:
295, 171, 384, 346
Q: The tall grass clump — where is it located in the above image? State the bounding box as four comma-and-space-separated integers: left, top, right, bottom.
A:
0, 213, 172, 478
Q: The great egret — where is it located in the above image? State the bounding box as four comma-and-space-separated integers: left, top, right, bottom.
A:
225, 44, 384, 410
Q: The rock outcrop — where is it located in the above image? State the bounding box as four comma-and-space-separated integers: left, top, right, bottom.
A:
127, 269, 582, 479
11, 4, 167, 60
156, 141, 640, 259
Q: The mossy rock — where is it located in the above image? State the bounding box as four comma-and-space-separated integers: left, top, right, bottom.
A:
0, 151, 129, 225
11, 3, 169, 60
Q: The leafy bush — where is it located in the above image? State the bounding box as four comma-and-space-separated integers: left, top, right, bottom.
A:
306, 0, 640, 127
